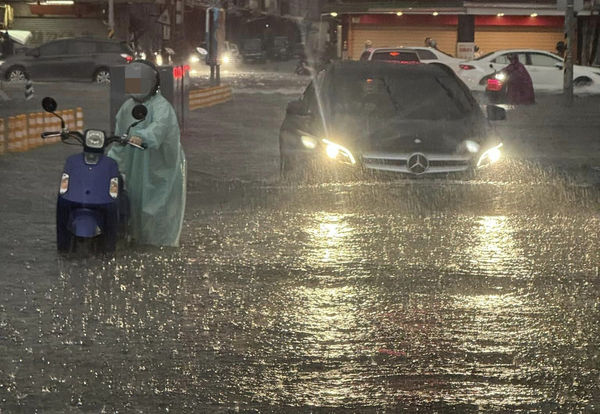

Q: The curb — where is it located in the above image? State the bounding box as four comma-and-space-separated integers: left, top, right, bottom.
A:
189, 85, 232, 110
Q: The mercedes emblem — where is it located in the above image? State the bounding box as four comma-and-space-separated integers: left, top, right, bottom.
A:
407, 153, 429, 174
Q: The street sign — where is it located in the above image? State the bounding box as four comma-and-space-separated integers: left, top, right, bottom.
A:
158, 8, 170, 25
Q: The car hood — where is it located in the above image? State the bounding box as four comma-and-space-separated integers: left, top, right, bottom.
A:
325, 116, 486, 154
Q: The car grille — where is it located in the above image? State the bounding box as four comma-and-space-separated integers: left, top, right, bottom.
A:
362, 152, 472, 174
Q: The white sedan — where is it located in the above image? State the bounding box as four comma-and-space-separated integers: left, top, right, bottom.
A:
458, 49, 600, 92
406, 46, 465, 74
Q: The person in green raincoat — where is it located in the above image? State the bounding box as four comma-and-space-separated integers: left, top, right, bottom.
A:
108, 60, 186, 247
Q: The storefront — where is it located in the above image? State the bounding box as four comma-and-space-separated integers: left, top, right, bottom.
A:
326, 2, 566, 60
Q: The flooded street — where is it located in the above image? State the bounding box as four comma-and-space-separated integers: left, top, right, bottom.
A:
1, 72, 600, 412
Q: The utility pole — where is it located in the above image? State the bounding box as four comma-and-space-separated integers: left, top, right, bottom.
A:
563, 0, 575, 106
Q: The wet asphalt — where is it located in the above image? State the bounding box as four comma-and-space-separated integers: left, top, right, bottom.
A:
1, 70, 600, 412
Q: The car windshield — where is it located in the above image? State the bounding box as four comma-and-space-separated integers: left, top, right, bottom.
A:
326, 70, 473, 122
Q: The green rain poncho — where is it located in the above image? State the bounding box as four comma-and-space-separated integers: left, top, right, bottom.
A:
108, 92, 186, 247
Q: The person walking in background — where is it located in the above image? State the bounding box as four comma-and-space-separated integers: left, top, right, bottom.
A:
473, 45, 481, 59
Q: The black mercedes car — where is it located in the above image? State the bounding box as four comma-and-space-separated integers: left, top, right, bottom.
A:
279, 61, 506, 179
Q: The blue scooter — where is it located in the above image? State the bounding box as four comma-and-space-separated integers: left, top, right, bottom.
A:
41, 97, 147, 253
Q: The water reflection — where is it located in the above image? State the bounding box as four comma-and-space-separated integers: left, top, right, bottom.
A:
466, 215, 527, 277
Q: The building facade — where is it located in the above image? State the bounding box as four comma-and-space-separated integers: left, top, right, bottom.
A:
323, 1, 573, 60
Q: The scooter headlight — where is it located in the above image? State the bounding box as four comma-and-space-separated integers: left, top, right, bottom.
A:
109, 177, 119, 199
189, 55, 200, 63
85, 130, 105, 149
222, 53, 231, 64
59, 173, 69, 195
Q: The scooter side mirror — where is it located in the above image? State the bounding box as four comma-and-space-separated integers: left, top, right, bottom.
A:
41, 96, 65, 129
42, 97, 57, 113
132, 105, 147, 120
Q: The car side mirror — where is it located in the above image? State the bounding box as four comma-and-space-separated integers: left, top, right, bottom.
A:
486, 105, 506, 121
489, 63, 494, 68
555, 63, 563, 70
196, 47, 208, 56
286, 100, 309, 116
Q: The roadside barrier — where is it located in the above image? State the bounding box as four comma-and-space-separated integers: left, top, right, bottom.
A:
0, 118, 4, 155
189, 85, 232, 110
0, 107, 83, 155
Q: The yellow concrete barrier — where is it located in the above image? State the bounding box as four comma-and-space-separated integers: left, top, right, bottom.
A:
0, 118, 5, 155
8, 115, 28, 152
189, 85, 232, 110
0, 107, 83, 156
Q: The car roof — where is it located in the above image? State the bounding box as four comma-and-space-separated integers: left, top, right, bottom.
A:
328, 60, 452, 77
367, 47, 418, 53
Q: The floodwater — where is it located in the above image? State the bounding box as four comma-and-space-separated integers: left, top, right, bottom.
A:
2, 174, 599, 412
1, 72, 600, 412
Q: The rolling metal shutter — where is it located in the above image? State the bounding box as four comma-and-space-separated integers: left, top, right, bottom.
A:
475, 27, 564, 55
12, 18, 108, 46
351, 25, 457, 59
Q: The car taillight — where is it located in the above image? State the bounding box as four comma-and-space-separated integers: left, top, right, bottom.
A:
121, 54, 133, 62
487, 78, 503, 91
459, 64, 475, 70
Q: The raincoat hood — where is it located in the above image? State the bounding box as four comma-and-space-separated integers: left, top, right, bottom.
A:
125, 60, 160, 102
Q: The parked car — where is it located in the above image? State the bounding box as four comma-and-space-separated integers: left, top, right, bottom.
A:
241, 38, 266, 63
458, 49, 600, 92
268, 36, 290, 61
0, 37, 134, 83
359, 47, 420, 64
279, 61, 505, 179
403, 46, 465, 73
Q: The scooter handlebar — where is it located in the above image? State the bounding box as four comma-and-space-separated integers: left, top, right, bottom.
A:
41, 131, 61, 139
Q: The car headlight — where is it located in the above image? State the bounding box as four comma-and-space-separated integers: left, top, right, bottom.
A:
477, 143, 503, 167
59, 173, 69, 195
222, 54, 231, 64
189, 55, 200, 63
301, 135, 318, 149
322, 139, 356, 165
463, 140, 481, 154
85, 130, 105, 149
495, 72, 506, 81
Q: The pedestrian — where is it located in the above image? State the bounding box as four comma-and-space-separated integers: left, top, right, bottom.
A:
424, 37, 431, 47
364, 39, 372, 50
473, 45, 481, 59
429, 39, 438, 50
556, 40, 566, 58
502, 54, 535, 105
107, 60, 187, 247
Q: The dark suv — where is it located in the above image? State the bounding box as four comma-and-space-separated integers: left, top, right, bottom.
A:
0, 37, 133, 83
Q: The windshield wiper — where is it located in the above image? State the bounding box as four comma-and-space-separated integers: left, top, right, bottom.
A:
434, 77, 468, 114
